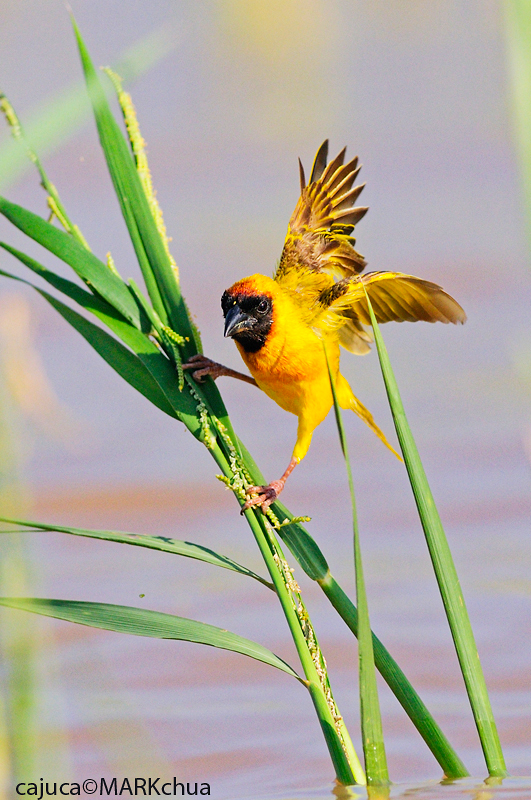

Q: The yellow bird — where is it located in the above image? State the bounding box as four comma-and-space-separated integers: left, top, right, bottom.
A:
184, 141, 466, 510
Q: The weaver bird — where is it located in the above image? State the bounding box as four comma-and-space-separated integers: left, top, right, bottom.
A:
184, 141, 466, 511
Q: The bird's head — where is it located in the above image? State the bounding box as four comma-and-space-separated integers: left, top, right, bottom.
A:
221, 274, 276, 353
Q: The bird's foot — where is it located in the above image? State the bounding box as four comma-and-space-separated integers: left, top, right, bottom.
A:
241, 480, 284, 513
182, 354, 226, 382
183, 355, 258, 387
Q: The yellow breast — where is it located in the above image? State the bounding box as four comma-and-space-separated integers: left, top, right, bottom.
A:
236, 287, 340, 425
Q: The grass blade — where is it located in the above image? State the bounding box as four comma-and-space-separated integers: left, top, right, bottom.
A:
365, 291, 506, 777
0, 241, 137, 329
0, 264, 179, 420
43, 292, 177, 418
319, 575, 468, 779
326, 349, 389, 786
0, 516, 273, 590
0, 598, 300, 680
73, 18, 179, 333
0, 196, 142, 329
72, 19, 238, 442
0, 94, 89, 250
0, 249, 207, 437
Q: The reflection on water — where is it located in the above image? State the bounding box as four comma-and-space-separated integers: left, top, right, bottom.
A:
282, 777, 531, 800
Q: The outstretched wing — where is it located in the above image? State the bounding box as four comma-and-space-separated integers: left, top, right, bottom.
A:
315, 272, 467, 353
275, 140, 368, 285
356, 272, 466, 325
275, 141, 466, 354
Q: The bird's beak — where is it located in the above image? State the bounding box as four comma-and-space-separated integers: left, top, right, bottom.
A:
224, 304, 254, 338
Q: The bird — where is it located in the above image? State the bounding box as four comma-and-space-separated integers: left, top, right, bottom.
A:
183, 141, 466, 512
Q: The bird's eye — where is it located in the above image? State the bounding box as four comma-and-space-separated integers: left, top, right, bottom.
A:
257, 299, 269, 315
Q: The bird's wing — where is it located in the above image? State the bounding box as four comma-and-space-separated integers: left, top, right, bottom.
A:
275, 140, 368, 286
275, 141, 466, 350
314, 271, 466, 350
355, 272, 467, 325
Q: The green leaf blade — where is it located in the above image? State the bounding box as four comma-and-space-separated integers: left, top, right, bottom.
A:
70, 18, 240, 446
365, 293, 506, 778
0, 196, 142, 328
320, 575, 468, 779
72, 18, 182, 334
0, 260, 169, 414
0, 248, 204, 434
0, 516, 273, 590
0, 598, 300, 680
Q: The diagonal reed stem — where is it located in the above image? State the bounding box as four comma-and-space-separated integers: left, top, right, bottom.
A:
364, 291, 506, 778
209, 439, 365, 785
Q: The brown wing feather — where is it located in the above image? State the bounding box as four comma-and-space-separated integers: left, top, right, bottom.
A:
356, 273, 467, 325
338, 312, 373, 354
313, 271, 466, 354
276, 140, 368, 283
309, 140, 329, 183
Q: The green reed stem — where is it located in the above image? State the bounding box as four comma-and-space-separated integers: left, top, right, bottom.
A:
364, 293, 506, 778
325, 349, 389, 786
210, 440, 364, 786
236, 442, 468, 778
318, 574, 468, 779
0, 95, 89, 251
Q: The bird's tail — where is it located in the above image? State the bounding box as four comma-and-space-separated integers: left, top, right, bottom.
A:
336, 374, 402, 460
349, 394, 402, 461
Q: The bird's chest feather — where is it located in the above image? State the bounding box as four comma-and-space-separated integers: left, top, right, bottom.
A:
236, 310, 339, 418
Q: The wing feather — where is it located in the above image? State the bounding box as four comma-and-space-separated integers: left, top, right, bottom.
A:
312, 272, 466, 352
369, 284, 427, 322
275, 141, 368, 283
318, 273, 466, 328
298, 158, 306, 193
309, 140, 329, 183
356, 273, 466, 325
319, 146, 347, 184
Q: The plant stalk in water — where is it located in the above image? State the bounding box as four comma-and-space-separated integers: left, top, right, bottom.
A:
325, 347, 389, 786
363, 288, 506, 778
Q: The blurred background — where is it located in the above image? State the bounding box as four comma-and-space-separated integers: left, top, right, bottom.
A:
0, 1, 530, 798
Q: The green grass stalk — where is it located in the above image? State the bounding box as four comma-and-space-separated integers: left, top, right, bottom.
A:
0, 96, 89, 251
325, 350, 389, 786
210, 440, 364, 786
318, 574, 468, 779
364, 291, 506, 778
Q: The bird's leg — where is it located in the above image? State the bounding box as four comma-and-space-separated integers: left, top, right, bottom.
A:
242, 456, 299, 513
182, 354, 258, 386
